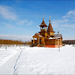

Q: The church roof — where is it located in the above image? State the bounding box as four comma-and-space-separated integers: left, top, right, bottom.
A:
33, 33, 44, 38
54, 34, 62, 38
39, 21, 47, 28
48, 34, 62, 39
47, 22, 55, 33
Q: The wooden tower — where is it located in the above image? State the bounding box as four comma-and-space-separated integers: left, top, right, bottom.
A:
39, 15, 47, 38
47, 16, 55, 37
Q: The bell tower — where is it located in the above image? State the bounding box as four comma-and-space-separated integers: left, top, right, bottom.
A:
39, 15, 47, 38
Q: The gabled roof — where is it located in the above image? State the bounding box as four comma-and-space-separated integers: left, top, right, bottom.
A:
47, 22, 55, 33
48, 34, 62, 39
54, 34, 62, 38
39, 21, 47, 28
33, 33, 44, 38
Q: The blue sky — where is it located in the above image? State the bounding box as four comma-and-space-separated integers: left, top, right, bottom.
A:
0, 1, 75, 41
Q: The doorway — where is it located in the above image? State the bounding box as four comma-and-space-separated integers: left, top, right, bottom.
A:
39, 38, 41, 44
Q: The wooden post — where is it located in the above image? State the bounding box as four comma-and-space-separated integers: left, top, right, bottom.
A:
58, 39, 60, 51
38, 38, 39, 44
33, 38, 35, 44
58, 40, 59, 46
5, 45, 7, 50
59, 39, 60, 51
40, 27, 41, 31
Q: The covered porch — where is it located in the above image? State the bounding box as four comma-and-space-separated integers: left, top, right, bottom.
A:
32, 33, 45, 45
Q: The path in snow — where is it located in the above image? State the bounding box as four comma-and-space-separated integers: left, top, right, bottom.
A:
13, 50, 23, 75
0, 47, 22, 74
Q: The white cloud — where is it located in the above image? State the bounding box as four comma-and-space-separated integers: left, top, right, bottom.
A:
16, 20, 33, 26
16, 20, 28, 25
0, 5, 33, 26
0, 5, 17, 20
0, 34, 32, 42
52, 19, 68, 28
61, 24, 75, 28
63, 10, 75, 19
52, 19, 75, 29
27, 21, 33, 25
6, 24, 14, 28
52, 19, 68, 24
51, 9, 75, 29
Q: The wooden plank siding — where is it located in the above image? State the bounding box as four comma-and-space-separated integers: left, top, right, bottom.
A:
45, 39, 55, 45
45, 39, 62, 45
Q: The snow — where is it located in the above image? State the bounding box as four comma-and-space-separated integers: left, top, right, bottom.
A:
49, 37, 55, 39
39, 35, 43, 37
49, 37, 60, 39
0, 45, 75, 74
0, 46, 17, 66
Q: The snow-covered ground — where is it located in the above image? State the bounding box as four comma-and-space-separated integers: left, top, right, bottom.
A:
0, 45, 75, 74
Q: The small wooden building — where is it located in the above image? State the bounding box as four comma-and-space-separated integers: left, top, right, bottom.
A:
32, 17, 63, 48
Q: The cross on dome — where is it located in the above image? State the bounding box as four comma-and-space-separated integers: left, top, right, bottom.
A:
49, 16, 51, 20
43, 15, 44, 21
58, 28, 59, 34
49, 16, 51, 23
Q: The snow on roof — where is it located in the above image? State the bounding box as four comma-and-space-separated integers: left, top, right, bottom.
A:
39, 35, 42, 37
49, 37, 55, 39
49, 37, 60, 39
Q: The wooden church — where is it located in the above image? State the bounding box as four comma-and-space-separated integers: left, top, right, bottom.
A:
31, 16, 63, 48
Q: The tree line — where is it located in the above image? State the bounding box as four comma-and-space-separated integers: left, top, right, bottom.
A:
62, 40, 75, 44
0, 39, 23, 44
0, 39, 32, 45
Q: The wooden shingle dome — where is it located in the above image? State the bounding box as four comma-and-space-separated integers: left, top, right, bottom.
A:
47, 20, 55, 33
39, 21, 47, 28
39, 17, 47, 28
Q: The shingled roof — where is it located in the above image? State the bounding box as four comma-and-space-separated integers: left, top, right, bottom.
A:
47, 22, 55, 33
54, 34, 62, 39
39, 21, 47, 28
33, 33, 44, 38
